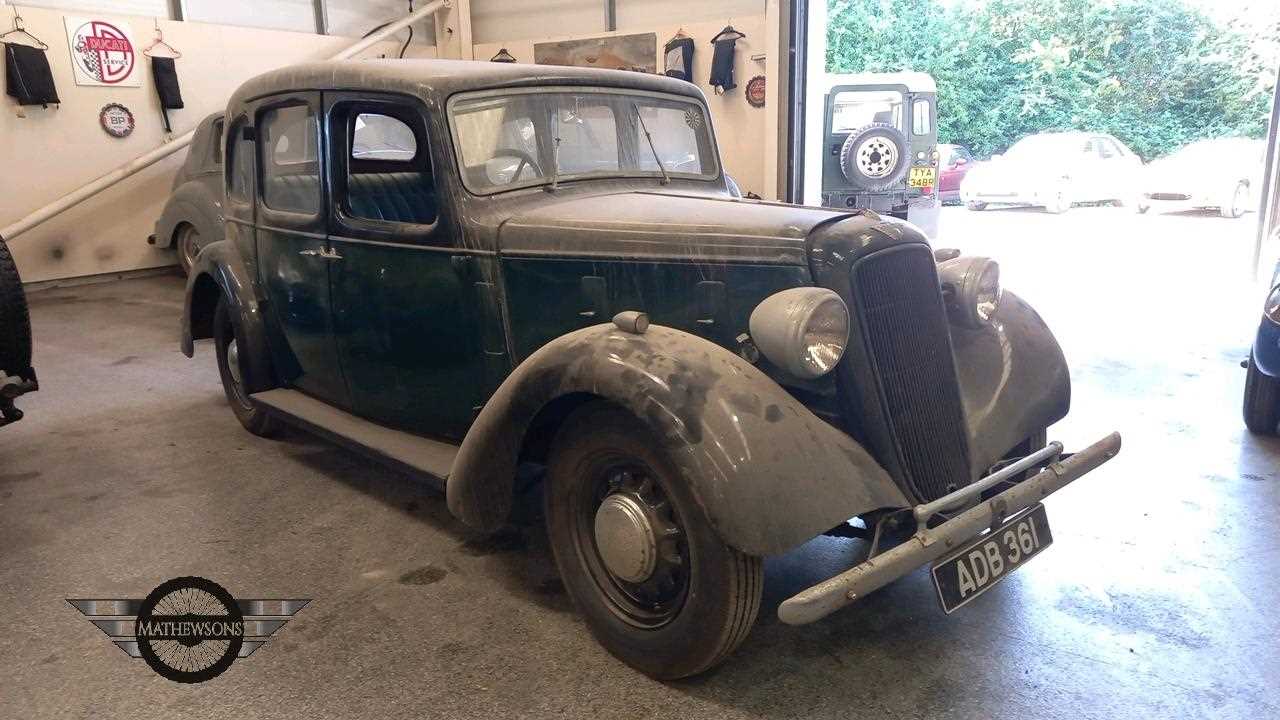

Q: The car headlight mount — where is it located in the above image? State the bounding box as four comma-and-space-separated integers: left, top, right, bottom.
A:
938, 256, 1002, 328
748, 288, 849, 379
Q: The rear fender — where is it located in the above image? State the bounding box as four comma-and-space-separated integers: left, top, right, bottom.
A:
952, 290, 1071, 476
155, 181, 222, 249
448, 323, 909, 556
181, 240, 274, 393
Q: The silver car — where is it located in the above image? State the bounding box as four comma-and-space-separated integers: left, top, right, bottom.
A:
961, 131, 1144, 213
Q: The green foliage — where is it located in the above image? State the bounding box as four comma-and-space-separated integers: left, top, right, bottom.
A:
826, 0, 1276, 159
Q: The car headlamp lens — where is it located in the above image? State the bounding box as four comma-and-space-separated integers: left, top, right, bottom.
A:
938, 256, 1002, 328
749, 288, 849, 379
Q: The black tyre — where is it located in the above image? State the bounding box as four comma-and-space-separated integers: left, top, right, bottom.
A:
214, 297, 279, 437
1244, 355, 1280, 435
0, 235, 32, 377
839, 122, 911, 192
545, 401, 762, 679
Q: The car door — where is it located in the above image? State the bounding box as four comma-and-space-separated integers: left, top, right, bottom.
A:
254, 93, 351, 408
323, 92, 488, 440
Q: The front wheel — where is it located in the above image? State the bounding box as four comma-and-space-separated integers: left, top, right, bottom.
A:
214, 298, 279, 437
1221, 182, 1248, 219
175, 224, 202, 276
1244, 355, 1280, 435
544, 401, 762, 679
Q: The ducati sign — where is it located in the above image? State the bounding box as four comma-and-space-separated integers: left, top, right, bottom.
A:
65, 17, 142, 87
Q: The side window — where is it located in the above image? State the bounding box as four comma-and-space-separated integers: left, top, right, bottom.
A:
1097, 138, 1117, 159
344, 109, 437, 225
227, 120, 253, 203
911, 99, 931, 136
260, 104, 320, 214
210, 119, 225, 167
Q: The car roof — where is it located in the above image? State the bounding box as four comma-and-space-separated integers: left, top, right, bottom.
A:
227, 59, 707, 115
822, 72, 936, 93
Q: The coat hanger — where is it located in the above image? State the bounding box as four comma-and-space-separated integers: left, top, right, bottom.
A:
671, 27, 689, 39
1, 10, 50, 51
710, 25, 746, 43
490, 47, 516, 63
143, 19, 181, 58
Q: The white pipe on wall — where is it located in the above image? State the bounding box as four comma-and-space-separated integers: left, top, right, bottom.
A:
0, 0, 451, 242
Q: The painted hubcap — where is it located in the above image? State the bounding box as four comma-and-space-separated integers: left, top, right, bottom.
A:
594, 494, 658, 583
226, 339, 242, 385
857, 137, 898, 177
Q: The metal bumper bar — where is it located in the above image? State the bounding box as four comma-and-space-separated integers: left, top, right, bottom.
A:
777, 431, 1122, 625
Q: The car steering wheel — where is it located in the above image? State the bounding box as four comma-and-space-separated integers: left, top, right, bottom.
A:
492, 148, 542, 182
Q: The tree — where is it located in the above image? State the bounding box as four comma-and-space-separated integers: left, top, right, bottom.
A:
826, 0, 1276, 159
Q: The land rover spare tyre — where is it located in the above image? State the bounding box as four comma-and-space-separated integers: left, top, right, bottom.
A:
839, 122, 910, 192
0, 235, 33, 376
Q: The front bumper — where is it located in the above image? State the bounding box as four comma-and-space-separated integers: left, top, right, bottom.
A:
778, 431, 1122, 624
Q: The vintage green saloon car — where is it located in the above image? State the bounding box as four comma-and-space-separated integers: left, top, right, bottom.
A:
183, 60, 1121, 678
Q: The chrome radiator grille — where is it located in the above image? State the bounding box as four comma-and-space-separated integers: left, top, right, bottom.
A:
850, 244, 972, 502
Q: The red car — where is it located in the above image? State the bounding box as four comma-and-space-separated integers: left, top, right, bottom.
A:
939, 143, 975, 205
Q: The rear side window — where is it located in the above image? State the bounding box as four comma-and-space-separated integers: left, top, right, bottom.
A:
260, 104, 320, 214
227, 120, 253, 203
911, 99, 931, 136
210, 119, 225, 166
341, 107, 438, 226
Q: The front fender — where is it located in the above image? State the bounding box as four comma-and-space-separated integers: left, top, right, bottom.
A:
952, 291, 1071, 477
181, 240, 274, 393
448, 323, 909, 556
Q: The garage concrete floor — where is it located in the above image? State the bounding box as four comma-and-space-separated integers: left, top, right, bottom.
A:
3, 207, 1279, 719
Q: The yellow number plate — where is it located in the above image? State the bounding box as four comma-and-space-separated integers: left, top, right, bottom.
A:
908, 167, 937, 188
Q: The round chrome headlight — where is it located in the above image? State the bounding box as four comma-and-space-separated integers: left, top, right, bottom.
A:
748, 288, 849, 379
938, 256, 1002, 328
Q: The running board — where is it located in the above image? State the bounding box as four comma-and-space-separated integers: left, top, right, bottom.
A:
251, 389, 456, 488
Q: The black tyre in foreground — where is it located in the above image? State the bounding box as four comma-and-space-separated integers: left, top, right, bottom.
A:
0, 235, 32, 376
545, 401, 762, 679
1244, 355, 1280, 436
214, 297, 279, 437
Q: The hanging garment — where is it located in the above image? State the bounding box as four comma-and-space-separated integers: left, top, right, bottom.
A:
4, 43, 59, 107
709, 27, 744, 93
664, 36, 694, 83
151, 56, 183, 109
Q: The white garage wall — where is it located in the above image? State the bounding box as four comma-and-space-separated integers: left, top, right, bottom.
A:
0, 4, 433, 284
2, 0, 782, 283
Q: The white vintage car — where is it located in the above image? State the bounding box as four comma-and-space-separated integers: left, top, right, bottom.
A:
961, 131, 1144, 213
1139, 137, 1264, 218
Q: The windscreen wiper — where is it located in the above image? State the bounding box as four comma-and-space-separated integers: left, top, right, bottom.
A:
632, 102, 670, 185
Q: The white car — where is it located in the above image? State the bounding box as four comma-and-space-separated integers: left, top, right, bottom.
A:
1139, 138, 1264, 218
960, 131, 1143, 213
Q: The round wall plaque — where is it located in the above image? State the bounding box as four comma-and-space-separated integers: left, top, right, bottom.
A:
99, 103, 135, 138
745, 75, 766, 108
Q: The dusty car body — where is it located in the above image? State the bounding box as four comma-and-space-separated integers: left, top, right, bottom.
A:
182, 60, 1120, 678
1245, 243, 1280, 434
149, 112, 225, 274
819, 72, 940, 237
961, 131, 1142, 213
1140, 138, 1263, 218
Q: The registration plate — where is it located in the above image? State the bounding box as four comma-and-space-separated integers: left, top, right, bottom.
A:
931, 504, 1053, 614
908, 166, 936, 188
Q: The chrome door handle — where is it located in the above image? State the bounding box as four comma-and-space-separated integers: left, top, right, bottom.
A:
298, 249, 322, 257
318, 248, 343, 260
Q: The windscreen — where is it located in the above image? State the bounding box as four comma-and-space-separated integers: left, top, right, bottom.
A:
450, 90, 719, 193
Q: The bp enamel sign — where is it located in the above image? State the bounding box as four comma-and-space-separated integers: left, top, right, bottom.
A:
64, 17, 142, 87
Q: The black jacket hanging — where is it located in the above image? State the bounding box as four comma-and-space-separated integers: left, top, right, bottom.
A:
664, 36, 694, 83
151, 56, 183, 109
4, 43, 59, 107
708, 27, 745, 94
